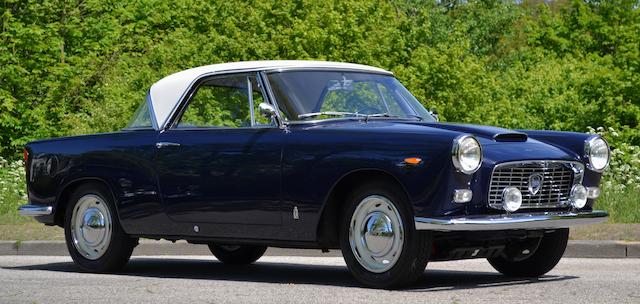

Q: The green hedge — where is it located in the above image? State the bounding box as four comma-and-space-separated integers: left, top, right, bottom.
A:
1, 0, 638, 156
0, 0, 638, 221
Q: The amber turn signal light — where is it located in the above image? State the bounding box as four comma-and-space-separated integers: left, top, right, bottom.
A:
403, 157, 422, 165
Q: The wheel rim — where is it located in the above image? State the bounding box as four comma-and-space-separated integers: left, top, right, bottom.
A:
349, 195, 404, 273
70, 194, 112, 260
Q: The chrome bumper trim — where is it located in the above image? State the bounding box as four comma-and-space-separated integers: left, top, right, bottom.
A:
415, 210, 608, 231
18, 204, 53, 217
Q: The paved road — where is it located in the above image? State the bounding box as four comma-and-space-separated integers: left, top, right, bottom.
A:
0, 256, 638, 304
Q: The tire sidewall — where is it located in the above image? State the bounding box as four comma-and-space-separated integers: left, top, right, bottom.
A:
208, 244, 267, 265
488, 228, 569, 277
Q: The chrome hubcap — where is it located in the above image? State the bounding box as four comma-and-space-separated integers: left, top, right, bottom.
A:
71, 194, 112, 260
349, 195, 404, 273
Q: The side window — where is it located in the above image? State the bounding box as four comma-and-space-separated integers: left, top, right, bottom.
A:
177, 73, 275, 128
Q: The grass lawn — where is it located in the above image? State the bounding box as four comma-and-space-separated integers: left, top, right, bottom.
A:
594, 187, 640, 223
0, 215, 64, 240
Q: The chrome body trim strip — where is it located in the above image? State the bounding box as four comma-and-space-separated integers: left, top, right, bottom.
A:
18, 204, 53, 217
414, 210, 608, 231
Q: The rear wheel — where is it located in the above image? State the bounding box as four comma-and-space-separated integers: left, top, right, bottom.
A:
339, 181, 431, 289
64, 183, 138, 272
208, 244, 267, 265
488, 228, 569, 277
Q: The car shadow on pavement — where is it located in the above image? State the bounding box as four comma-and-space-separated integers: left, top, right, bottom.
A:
4, 257, 577, 290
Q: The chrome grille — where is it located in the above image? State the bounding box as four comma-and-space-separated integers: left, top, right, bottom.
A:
488, 161, 584, 210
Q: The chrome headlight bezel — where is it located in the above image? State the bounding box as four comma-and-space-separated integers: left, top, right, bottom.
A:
452, 135, 483, 175
584, 136, 610, 172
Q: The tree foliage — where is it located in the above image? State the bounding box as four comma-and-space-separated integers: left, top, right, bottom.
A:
1, 0, 639, 157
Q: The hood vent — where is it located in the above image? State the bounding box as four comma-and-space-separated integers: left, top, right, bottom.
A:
493, 132, 528, 142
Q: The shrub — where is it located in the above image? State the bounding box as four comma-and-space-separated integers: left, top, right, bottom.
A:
0, 157, 26, 217
587, 127, 640, 192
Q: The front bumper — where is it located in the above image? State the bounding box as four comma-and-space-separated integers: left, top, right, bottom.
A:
18, 204, 53, 216
415, 210, 608, 231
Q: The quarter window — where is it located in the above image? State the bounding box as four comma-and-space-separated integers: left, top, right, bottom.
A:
127, 96, 154, 129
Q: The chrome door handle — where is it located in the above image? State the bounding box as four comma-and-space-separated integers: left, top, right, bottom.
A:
156, 142, 181, 149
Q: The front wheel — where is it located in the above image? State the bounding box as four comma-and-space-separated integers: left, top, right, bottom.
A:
208, 244, 267, 265
339, 181, 431, 289
488, 228, 569, 277
64, 183, 138, 272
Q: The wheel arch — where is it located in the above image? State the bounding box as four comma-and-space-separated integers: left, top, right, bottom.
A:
316, 169, 411, 248
54, 177, 119, 227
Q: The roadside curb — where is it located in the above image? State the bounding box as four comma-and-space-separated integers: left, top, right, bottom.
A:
0, 240, 638, 258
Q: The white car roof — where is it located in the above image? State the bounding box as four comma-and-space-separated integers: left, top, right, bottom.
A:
148, 60, 393, 128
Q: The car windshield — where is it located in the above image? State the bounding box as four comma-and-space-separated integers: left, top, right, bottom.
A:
267, 71, 435, 122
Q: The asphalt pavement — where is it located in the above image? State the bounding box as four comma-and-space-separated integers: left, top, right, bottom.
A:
0, 255, 639, 304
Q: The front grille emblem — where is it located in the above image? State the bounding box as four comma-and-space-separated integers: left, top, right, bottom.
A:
528, 173, 543, 195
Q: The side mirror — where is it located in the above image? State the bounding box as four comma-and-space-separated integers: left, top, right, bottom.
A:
429, 108, 439, 122
258, 102, 276, 118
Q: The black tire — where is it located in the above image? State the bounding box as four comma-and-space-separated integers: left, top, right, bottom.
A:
208, 244, 267, 265
64, 182, 138, 272
488, 228, 569, 277
339, 181, 431, 289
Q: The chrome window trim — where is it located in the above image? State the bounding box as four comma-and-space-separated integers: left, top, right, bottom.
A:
247, 76, 256, 127
146, 91, 160, 130
487, 159, 585, 210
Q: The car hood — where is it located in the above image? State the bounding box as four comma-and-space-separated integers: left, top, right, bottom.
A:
406, 121, 580, 164
408, 122, 529, 145
301, 120, 581, 164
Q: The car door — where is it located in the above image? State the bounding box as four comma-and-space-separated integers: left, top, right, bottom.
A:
154, 72, 283, 229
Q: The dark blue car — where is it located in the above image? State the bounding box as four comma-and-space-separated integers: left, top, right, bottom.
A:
19, 61, 609, 288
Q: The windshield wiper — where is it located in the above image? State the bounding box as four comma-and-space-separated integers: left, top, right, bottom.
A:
364, 112, 394, 121
297, 111, 366, 119
365, 113, 424, 122
406, 114, 424, 121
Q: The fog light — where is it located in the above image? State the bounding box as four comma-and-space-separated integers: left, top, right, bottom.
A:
502, 187, 522, 212
570, 184, 588, 209
586, 187, 600, 199
453, 189, 473, 203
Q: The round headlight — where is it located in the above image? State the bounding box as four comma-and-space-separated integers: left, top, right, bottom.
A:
452, 135, 482, 174
585, 136, 610, 171
502, 187, 522, 212
570, 184, 588, 209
